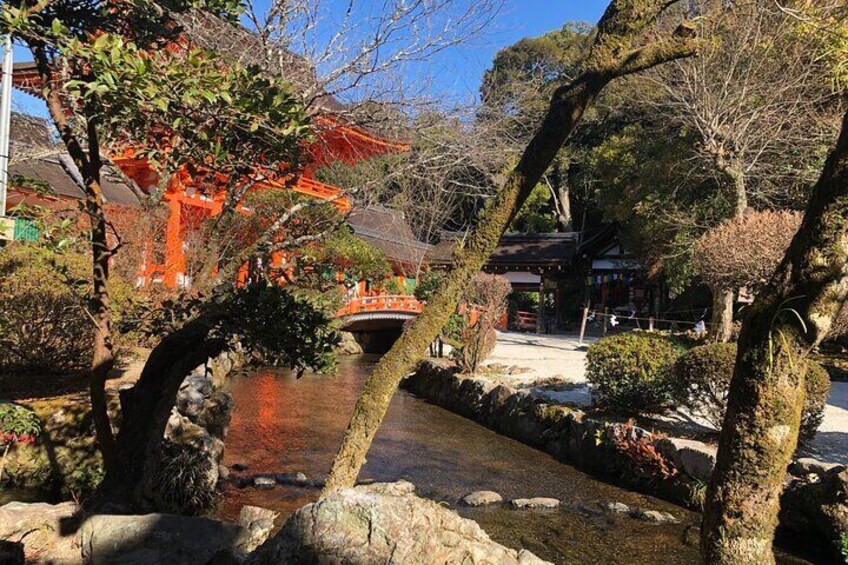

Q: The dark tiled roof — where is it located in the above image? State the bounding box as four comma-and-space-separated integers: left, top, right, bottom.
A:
427, 232, 580, 268
490, 233, 579, 266
9, 113, 140, 207
348, 205, 417, 242
346, 205, 430, 265
10, 157, 85, 200
10, 157, 141, 208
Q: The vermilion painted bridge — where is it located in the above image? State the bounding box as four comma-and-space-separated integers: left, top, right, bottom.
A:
336, 295, 424, 332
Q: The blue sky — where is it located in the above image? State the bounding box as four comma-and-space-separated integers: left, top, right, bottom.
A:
11, 0, 609, 117
423, 1, 608, 103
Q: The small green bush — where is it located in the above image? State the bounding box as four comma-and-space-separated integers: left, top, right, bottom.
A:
673, 343, 738, 428
0, 403, 41, 439
674, 342, 831, 438
586, 332, 684, 414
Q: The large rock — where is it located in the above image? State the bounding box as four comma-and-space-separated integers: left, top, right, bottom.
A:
780, 469, 848, 549
336, 331, 364, 355
154, 374, 234, 513
248, 481, 551, 565
656, 437, 717, 482
79, 513, 251, 565
0, 502, 80, 564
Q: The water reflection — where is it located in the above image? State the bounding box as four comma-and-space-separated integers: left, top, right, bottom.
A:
215, 356, 816, 565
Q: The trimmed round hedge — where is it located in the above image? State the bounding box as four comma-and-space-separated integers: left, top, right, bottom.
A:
673, 342, 831, 439
586, 332, 684, 415
672, 342, 737, 429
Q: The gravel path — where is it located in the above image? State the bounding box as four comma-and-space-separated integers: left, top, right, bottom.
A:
484, 331, 848, 464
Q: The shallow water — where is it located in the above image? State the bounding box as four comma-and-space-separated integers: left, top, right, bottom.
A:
214, 356, 821, 565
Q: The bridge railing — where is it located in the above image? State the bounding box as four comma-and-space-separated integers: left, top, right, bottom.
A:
336, 295, 424, 318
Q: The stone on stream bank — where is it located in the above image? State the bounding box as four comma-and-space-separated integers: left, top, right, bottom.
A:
0, 500, 275, 564
248, 481, 551, 565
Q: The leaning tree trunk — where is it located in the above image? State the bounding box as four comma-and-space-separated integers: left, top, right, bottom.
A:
323, 0, 699, 495
96, 310, 227, 508
702, 106, 848, 564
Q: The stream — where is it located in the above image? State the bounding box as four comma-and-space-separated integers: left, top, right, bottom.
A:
213, 355, 820, 565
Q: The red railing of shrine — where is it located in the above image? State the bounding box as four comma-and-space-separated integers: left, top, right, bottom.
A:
336, 295, 424, 318
515, 310, 538, 332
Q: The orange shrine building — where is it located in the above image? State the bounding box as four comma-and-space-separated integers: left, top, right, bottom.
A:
3, 12, 419, 300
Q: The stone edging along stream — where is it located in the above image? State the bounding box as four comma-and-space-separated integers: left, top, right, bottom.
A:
402, 360, 848, 555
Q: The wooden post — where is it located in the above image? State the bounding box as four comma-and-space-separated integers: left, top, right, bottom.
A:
602, 307, 609, 335
536, 276, 545, 335
648, 316, 655, 331
578, 306, 589, 345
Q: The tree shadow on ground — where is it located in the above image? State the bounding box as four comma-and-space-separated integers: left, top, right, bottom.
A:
1, 359, 140, 402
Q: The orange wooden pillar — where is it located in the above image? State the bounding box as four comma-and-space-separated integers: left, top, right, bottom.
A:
163, 194, 186, 288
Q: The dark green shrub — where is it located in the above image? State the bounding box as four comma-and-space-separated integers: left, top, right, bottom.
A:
674, 342, 831, 438
673, 343, 738, 428
586, 332, 684, 414
151, 443, 216, 516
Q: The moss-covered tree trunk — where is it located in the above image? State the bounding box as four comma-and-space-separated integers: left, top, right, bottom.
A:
702, 107, 848, 564
323, 0, 699, 495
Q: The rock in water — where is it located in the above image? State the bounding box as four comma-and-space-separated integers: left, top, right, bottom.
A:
253, 476, 276, 489
275, 472, 308, 486
461, 491, 503, 507
603, 502, 630, 515
510, 498, 560, 509
247, 481, 551, 565
336, 331, 364, 355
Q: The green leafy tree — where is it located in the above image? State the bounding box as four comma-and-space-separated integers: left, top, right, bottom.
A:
303, 228, 392, 291
509, 183, 558, 233
1, 0, 319, 503
480, 23, 597, 231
